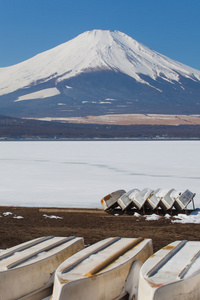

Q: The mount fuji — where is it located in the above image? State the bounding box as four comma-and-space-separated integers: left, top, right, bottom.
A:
0, 30, 200, 118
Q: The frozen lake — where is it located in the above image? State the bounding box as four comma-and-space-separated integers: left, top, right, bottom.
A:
0, 140, 199, 209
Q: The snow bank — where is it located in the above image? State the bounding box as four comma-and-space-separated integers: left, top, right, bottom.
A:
172, 209, 200, 224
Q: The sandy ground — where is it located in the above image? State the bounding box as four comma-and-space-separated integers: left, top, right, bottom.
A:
34, 114, 200, 126
0, 207, 200, 253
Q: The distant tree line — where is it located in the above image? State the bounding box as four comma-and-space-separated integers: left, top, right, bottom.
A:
0, 115, 200, 139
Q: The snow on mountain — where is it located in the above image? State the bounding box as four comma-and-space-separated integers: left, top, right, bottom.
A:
0, 30, 200, 97
14, 87, 60, 102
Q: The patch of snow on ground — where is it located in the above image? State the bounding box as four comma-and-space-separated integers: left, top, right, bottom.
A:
3, 212, 13, 216
145, 214, 161, 221
1, 212, 24, 219
172, 209, 200, 224
164, 214, 171, 219
43, 214, 63, 219
134, 212, 141, 217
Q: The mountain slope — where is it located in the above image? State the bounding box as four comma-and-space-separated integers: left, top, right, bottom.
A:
0, 30, 200, 118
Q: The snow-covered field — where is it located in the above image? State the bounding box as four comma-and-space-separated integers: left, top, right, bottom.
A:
0, 141, 199, 215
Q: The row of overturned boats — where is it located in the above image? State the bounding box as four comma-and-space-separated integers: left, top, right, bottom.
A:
101, 188, 196, 214
0, 236, 200, 300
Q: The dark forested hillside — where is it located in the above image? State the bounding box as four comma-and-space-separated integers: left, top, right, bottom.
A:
0, 115, 200, 139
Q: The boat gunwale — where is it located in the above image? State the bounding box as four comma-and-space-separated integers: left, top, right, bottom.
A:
146, 240, 187, 277
84, 237, 144, 276
0, 236, 79, 271
0, 236, 53, 261
60, 237, 121, 274
178, 249, 200, 279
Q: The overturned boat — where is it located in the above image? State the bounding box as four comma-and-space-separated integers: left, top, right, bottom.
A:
141, 188, 160, 211
101, 189, 126, 211
129, 189, 147, 210
172, 189, 196, 211
117, 189, 139, 211
101, 188, 196, 215
51, 237, 153, 300
0, 236, 84, 299
138, 240, 200, 300
155, 188, 175, 211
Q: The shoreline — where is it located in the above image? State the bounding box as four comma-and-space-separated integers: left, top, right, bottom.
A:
1, 137, 200, 142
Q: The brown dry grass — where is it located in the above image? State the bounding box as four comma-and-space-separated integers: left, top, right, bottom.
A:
36, 114, 200, 126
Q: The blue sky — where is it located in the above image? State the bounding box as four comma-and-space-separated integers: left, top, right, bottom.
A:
0, 0, 200, 69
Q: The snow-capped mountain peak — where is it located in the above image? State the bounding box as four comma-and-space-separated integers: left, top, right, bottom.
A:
0, 29, 200, 96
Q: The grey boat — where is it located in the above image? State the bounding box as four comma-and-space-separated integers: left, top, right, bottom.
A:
172, 189, 196, 211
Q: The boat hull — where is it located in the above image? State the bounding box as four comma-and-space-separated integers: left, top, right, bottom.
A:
129, 189, 146, 210
0, 236, 84, 299
156, 189, 175, 211
52, 237, 153, 300
138, 272, 200, 300
138, 240, 200, 300
117, 189, 139, 211
173, 189, 195, 211
101, 190, 126, 210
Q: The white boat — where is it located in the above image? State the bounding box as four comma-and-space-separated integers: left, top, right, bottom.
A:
121, 188, 167, 212
51, 237, 153, 300
101, 189, 126, 210
117, 189, 140, 211
129, 189, 146, 210
142, 188, 160, 210
155, 188, 175, 211
129, 188, 159, 211
172, 189, 196, 211
0, 236, 84, 299
138, 240, 200, 300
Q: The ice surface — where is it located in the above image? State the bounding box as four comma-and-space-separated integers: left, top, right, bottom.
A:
0, 140, 199, 221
